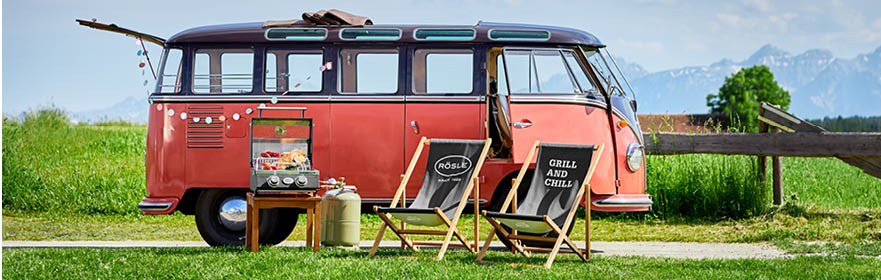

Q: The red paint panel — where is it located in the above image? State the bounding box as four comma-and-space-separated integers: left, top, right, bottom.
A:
611, 114, 647, 195
183, 103, 330, 189
145, 104, 186, 198
225, 118, 247, 138
404, 103, 482, 198
329, 103, 404, 198
509, 103, 616, 195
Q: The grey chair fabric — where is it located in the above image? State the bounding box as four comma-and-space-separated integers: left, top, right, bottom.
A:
407, 139, 486, 219
375, 139, 485, 221
512, 143, 595, 228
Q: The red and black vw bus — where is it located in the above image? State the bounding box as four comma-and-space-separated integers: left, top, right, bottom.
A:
80, 18, 652, 246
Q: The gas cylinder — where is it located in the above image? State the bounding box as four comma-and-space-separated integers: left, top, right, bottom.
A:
320, 185, 361, 247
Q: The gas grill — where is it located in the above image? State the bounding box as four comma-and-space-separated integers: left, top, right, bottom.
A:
250, 117, 319, 193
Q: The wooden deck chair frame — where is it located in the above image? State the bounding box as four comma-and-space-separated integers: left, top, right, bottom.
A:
369, 137, 492, 260
477, 141, 603, 268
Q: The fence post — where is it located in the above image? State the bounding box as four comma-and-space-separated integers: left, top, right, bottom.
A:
771, 127, 784, 205
757, 116, 768, 187
757, 106, 769, 203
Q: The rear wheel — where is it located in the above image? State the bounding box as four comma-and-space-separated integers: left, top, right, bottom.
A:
194, 189, 297, 246
263, 208, 300, 244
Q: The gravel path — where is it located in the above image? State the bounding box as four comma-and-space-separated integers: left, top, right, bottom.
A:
2, 240, 787, 259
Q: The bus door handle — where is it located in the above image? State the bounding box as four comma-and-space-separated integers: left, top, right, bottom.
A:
410, 120, 419, 134
513, 120, 532, 129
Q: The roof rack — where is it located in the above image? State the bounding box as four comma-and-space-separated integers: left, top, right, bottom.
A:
263, 9, 372, 28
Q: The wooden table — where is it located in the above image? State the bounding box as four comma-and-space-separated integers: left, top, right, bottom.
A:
245, 192, 321, 252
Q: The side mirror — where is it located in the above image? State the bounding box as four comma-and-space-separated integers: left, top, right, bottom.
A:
630, 99, 638, 112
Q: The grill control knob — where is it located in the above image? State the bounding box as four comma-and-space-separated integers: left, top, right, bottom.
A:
294, 175, 308, 187
282, 177, 294, 185
266, 175, 280, 187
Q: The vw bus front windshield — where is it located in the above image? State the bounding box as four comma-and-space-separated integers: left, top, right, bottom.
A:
498, 48, 599, 95
582, 47, 635, 100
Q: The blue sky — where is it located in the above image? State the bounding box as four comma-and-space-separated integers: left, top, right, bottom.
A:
3, 0, 880, 114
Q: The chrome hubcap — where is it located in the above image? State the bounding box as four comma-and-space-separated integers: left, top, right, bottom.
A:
218, 196, 247, 231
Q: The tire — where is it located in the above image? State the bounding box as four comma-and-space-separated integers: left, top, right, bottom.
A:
194, 189, 290, 246
487, 172, 574, 249
487, 172, 532, 250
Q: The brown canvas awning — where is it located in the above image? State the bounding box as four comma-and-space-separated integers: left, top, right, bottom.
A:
263, 9, 373, 28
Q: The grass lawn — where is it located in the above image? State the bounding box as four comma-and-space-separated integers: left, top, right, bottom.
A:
3, 247, 880, 279
4, 110, 881, 278
5, 204, 879, 248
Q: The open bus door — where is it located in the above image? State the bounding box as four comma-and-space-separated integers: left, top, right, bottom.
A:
495, 48, 617, 195
76, 19, 166, 46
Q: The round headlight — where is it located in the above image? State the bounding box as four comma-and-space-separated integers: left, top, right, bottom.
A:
626, 142, 644, 172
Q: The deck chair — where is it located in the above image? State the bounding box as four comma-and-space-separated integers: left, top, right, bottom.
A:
477, 141, 603, 268
369, 137, 492, 260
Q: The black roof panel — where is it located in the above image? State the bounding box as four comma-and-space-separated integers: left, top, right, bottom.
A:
166, 21, 604, 47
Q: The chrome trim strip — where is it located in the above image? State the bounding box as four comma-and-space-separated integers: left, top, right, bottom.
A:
405, 96, 483, 102
591, 197, 653, 208
331, 96, 406, 102
509, 95, 607, 108
138, 201, 172, 212
151, 95, 331, 103
151, 95, 486, 103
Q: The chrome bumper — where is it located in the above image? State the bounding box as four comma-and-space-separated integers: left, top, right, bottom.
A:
137, 201, 173, 212
592, 196, 654, 208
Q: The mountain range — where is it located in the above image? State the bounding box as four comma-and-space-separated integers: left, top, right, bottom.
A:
74, 44, 881, 123
618, 44, 881, 118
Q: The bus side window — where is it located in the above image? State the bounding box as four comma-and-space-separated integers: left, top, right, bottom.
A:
157, 48, 183, 94
412, 49, 473, 95
193, 49, 254, 94
265, 50, 323, 94
338, 48, 399, 94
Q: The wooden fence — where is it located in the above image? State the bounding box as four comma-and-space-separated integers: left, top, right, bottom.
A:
643, 102, 881, 205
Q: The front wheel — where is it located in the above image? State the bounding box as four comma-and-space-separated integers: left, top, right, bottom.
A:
194, 189, 297, 246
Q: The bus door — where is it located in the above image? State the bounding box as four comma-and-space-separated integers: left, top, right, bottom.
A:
497, 48, 617, 195
404, 48, 483, 198
330, 47, 405, 199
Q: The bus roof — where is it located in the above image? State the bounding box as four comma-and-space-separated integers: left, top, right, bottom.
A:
166, 21, 604, 47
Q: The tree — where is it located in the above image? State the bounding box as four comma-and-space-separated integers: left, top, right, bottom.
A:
707, 65, 790, 132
